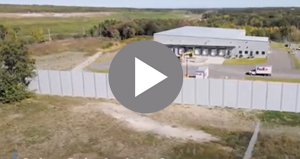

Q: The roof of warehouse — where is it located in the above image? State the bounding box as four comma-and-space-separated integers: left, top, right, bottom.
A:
154, 26, 269, 42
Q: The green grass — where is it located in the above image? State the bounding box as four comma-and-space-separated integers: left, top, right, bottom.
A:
0, 12, 185, 36
259, 111, 300, 126
244, 76, 300, 83
270, 41, 292, 52
223, 58, 267, 65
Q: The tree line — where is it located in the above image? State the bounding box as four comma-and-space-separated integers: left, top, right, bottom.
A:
85, 15, 300, 42
202, 8, 300, 41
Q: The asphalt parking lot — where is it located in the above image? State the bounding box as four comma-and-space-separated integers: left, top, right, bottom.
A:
90, 48, 300, 79
184, 48, 300, 79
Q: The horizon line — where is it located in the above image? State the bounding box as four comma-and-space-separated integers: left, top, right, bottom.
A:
1, 3, 300, 9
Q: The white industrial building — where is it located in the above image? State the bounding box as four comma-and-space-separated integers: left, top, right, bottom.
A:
153, 26, 270, 58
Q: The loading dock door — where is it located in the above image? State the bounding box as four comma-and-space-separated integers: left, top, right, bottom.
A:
195, 48, 201, 56
218, 49, 226, 56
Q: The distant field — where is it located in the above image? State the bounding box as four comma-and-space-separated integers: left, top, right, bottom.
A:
0, 12, 186, 36
0, 4, 188, 13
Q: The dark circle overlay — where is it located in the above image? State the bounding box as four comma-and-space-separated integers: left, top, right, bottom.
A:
109, 40, 183, 113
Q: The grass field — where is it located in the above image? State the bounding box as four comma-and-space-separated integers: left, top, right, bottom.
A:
1, 95, 300, 158
270, 41, 292, 52
84, 36, 153, 72
0, 12, 186, 36
223, 58, 267, 65
0, 4, 192, 13
31, 36, 152, 70
244, 76, 300, 83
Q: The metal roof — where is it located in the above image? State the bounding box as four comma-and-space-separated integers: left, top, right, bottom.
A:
154, 26, 269, 42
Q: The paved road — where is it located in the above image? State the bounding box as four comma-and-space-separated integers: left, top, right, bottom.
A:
90, 48, 300, 79
90, 60, 111, 70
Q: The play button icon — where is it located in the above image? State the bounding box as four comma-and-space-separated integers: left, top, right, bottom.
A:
109, 40, 183, 113
135, 57, 167, 97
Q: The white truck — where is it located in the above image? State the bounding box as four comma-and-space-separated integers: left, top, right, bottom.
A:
246, 65, 272, 76
195, 66, 209, 79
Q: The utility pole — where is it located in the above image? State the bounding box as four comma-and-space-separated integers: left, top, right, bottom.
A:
82, 27, 85, 35
47, 28, 51, 41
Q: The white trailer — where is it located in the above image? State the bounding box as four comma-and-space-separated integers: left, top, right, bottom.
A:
247, 65, 272, 76
195, 66, 209, 79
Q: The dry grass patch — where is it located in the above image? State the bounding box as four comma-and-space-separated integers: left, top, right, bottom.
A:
2, 96, 300, 158
34, 51, 88, 70
0, 96, 234, 159
29, 38, 114, 70
30, 36, 152, 70
28, 38, 113, 56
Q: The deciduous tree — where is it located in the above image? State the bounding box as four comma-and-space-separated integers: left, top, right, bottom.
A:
0, 25, 36, 103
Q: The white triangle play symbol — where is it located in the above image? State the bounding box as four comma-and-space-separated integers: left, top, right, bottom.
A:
135, 57, 167, 97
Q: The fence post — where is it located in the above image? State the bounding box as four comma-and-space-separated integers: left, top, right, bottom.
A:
47, 70, 52, 94
105, 73, 109, 98
59, 71, 63, 96
181, 78, 184, 105
280, 82, 284, 111
236, 80, 239, 108
222, 78, 225, 107
70, 71, 74, 96
295, 84, 299, 112
243, 122, 260, 159
93, 72, 97, 98
265, 82, 268, 110
208, 78, 210, 106
37, 70, 41, 94
250, 81, 254, 109
194, 78, 197, 105
82, 72, 86, 97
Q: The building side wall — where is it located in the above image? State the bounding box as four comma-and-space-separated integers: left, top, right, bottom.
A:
154, 34, 269, 58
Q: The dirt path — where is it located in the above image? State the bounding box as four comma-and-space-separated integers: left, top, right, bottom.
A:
72, 51, 103, 71
74, 102, 219, 143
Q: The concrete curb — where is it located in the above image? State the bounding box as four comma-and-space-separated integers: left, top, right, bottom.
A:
72, 51, 103, 71
243, 122, 260, 159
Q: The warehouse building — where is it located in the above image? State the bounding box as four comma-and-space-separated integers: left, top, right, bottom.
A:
153, 26, 269, 58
